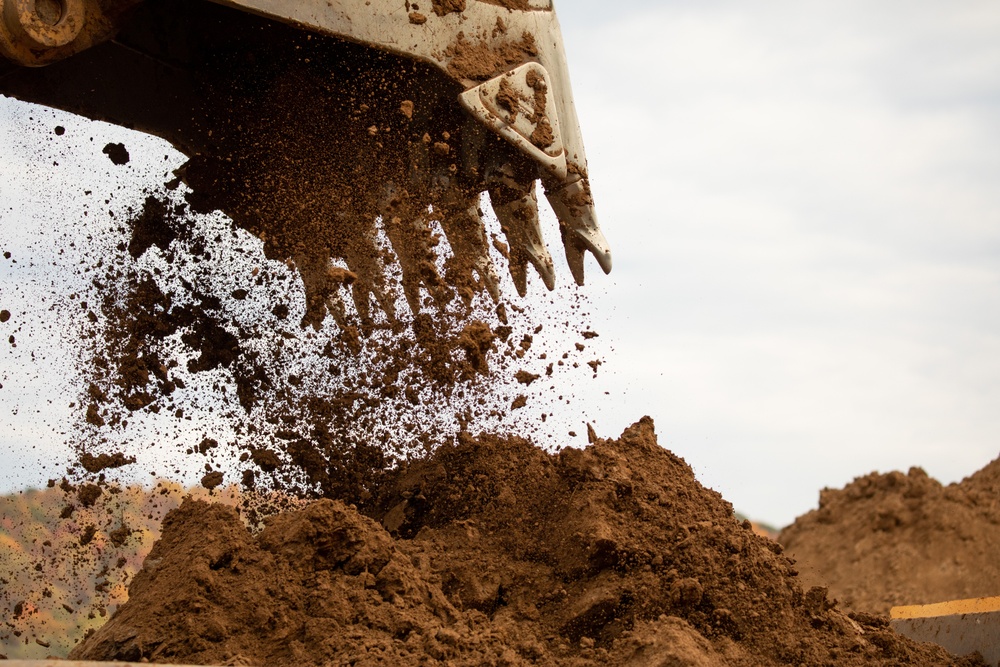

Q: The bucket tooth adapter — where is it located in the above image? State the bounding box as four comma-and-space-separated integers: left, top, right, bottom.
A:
0, 0, 611, 325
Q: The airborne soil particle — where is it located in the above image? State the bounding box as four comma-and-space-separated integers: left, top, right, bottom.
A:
78, 524, 97, 546
515, 369, 539, 385
71, 420, 981, 666
127, 195, 178, 259
102, 143, 130, 166
196, 438, 218, 454
455, 321, 495, 376
77, 483, 103, 508
85, 404, 106, 426
108, 524, 132, 547
79, 451, 136, 473
200, 471, 224, 490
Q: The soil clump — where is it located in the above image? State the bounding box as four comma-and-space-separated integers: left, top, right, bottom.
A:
72, 419, 980, 666
780, 458, 1000, 616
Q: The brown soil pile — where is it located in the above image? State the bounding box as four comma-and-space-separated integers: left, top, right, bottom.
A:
71, 419, 979, 666
780, 458, 1000, 615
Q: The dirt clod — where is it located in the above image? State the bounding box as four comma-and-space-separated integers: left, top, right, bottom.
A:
77, 484, 103, 508
515, 370, 539, 385
79, 452, 135, 473
102, 143, 130, 166
200, 471, 224, 490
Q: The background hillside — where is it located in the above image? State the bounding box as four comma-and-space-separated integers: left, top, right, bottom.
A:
0, 481, 246, 658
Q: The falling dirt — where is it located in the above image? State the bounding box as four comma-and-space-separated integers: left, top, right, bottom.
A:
70, 420, 981, 666
1, 2, 612, 654
780, 458, 1000, 616
19, 0, 602, 506
101, 142, 130, 166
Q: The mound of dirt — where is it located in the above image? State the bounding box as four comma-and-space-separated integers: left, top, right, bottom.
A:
71, 419, 979, 666
780, 458, 1000, 616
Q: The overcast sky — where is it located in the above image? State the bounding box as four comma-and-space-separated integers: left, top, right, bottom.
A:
2, 1, 999, 527
558, 0, 1000, 525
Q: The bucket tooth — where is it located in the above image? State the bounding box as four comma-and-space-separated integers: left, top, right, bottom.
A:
294, 253, 353, 330
489, 183, 556, 297
383, 214, 429, 316
379, 186, 450, 315
436, 193, 501, 307
341, 215, 397, 324
325, 290, 349, 329
546, 177, 613, 286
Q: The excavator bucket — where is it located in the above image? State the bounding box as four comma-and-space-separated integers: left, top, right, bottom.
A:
0, 0, 611, 326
